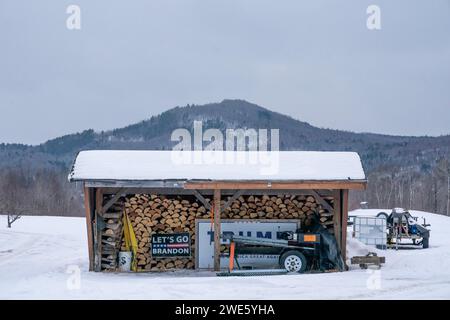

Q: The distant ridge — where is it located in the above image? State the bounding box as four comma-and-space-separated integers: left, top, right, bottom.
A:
1, 99, 449, 173
1, 99, 449, 215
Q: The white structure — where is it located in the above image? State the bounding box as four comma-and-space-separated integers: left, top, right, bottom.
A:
69, 150, 366, 182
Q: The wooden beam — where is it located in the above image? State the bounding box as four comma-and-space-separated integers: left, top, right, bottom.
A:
100, 187, 334, 197
82, 179, 367, 190
341, 189, 349, 268
102, 187, 198, 195
310, 189, 334, 213
100, 187, 129, 214
214, 189, 221, 271
221, 189, 245, 213
192, 189, 212, 210
184, 180, 367, 191
94, 188, 103, 272
84, 180, 185, 188
83, 185, 95, 271
333, 190, 342, 252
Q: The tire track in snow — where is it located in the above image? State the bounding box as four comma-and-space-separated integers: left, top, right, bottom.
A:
342, 278, 450, 299
0, 231, 44, 266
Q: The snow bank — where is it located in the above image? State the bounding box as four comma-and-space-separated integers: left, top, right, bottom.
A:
1, 210, 450, 299
346, 238, 371, 259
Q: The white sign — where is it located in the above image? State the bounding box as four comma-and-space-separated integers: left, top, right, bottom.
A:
195, 219, 300, 269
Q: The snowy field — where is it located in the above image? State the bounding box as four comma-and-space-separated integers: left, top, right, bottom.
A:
1, 210, 450, 300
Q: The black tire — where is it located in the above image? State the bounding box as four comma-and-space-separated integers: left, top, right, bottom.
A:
377, 212, 389, 220
422, 237, 429, 249
280, 250, 307, 273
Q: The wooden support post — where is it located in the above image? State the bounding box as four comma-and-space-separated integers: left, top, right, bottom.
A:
214, 189, 221, 271
333, 190, 342, 251
94, 188, 103, 272
83, 185, 95, 271
341, 189, 349, 266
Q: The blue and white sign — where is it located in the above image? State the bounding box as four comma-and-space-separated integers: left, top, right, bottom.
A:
195, 219, 300, 269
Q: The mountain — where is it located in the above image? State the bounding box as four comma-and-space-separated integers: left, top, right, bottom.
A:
1, 99, 449, 216
1, 99, 449, 172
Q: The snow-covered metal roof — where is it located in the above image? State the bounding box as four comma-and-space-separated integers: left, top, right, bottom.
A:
68, 150, 366, 184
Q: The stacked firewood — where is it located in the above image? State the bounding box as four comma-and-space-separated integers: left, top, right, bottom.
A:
119, 193, 334, 272
220, 195, 334, 229
99, 202, 124, 271
122, 194, 203, 271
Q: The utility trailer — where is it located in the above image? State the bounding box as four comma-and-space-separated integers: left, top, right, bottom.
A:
225, 232, 322, 273
218, 227, 344, 276
377, 208, 431, 249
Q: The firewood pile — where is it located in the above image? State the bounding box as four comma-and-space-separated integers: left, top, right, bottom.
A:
121, 194, 201, 271
102, 193, 334, 272
99, 202, 125, 271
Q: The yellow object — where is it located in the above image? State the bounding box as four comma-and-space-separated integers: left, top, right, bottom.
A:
122, 212, 138, 272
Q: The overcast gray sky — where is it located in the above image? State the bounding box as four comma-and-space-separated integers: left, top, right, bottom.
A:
0, 0, 449, 145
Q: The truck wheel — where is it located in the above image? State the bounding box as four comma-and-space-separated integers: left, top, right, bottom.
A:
422, 237, 429, 249
280, 250, 307, 273
377, 212, 389, 220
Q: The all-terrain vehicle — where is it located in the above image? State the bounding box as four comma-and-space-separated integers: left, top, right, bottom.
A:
377, 208, 431, 249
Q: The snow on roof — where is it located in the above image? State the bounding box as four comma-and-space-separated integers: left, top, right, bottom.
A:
69, 150, 365, 182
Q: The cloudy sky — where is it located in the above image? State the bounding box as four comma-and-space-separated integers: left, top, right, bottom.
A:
0, 0, 449, 144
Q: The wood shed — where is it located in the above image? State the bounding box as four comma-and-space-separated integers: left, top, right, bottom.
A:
69, 150, 366, 272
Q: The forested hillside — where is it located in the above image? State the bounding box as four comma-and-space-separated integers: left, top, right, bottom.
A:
1, 99, 449, 216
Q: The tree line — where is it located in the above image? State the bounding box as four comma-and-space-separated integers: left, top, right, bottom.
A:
351, 158, 450, 215
0, 166, 83, 217
0, 158, 449, 217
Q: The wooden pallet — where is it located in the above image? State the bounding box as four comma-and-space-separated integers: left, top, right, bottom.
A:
351, 252, 385, 269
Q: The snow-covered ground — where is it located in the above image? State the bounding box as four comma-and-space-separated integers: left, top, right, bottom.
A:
1, 210, 449, 299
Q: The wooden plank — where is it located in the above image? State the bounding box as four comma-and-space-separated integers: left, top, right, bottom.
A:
184, 180, 367, 190
214, 189, 221, 271
310, 189, 334, 213
94, 188, 103, 272
100, 187, 129, 214
101, 187, 334, 197
83, 179, 367, 191
85, 179, 367, 190
83, 185, 95, 271
351, 256, 385, 265
85, 180, 186, 188
341, 189, 349, 266
333, 190, 342, 252
102, 187, 198, 195
101, 212, 122, 219
192, 189, 212, 210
